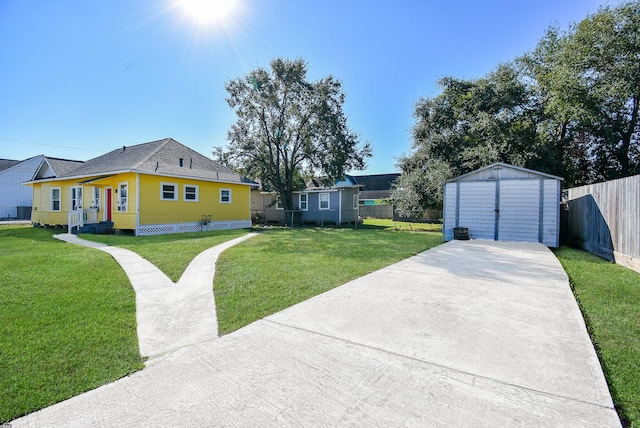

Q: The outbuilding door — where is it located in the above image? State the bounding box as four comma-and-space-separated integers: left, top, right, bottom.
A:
454, 180, 542, 242
497, 180, 540, 242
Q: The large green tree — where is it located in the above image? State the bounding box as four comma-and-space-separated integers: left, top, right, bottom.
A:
396, 1, 640, 212
393, 63, 548, 210
218, 58, 371, 210
522, 1, 640, 181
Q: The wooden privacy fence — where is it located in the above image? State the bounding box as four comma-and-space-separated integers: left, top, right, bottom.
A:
565, 174, 640, 273
359, 205, 393, 219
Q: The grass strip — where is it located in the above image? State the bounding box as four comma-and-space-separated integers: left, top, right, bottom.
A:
555, 247, 640, 427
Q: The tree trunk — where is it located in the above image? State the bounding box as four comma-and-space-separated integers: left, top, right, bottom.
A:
618, 93, 639, 175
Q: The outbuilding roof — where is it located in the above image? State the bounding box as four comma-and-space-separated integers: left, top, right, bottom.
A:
447, 162, 564, 183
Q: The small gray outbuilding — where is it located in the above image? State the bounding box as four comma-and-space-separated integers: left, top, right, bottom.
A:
443, 162, 563, 247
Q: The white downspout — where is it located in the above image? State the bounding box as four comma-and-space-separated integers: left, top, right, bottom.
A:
135, 173, 140, 235
338, 189, 342, 225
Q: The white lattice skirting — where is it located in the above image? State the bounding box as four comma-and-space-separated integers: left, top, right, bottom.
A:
136, 220, 252, 236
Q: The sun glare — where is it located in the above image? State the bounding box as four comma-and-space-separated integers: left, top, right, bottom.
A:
177, 0, 237, 25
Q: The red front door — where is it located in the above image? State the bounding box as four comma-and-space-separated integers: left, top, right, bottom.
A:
106, 188, 113, 222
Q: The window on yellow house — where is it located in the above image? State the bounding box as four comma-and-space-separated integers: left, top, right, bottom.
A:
92, 187, 100, 209
184, 184, 198, 201
70, 186, 83, 211
51, 187, 61, 211
118, 182, 128, 211
161, 183, 178, 200
220, 188, 231, 203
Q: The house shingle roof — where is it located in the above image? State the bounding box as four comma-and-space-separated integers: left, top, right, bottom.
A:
55, 138, 244, 184
45, 157, 85, 177
0, 159, 21, 172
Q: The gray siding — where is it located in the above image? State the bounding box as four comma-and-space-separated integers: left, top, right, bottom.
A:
251, 188, 359, 225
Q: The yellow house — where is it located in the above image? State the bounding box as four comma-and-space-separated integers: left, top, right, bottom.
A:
25, 138, 252, 235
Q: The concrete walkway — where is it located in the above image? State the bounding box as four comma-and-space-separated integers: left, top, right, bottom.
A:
53, 232, 258, 359
13, 239, 620, 427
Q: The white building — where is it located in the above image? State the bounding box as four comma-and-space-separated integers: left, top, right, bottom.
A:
0, 156, 83, 219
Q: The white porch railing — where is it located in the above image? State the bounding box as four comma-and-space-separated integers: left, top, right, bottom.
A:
68, 209, 84, 233
83, 208, 98, 224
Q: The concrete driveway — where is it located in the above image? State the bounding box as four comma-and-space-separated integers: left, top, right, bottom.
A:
13, 239, 620, 427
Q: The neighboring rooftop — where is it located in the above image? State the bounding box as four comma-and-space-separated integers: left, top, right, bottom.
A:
0, 159, 21, 172
348, 173, 400, 191
347, 173, 400, 200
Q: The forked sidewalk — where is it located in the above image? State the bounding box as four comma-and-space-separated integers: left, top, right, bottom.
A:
54, 232, 258, 360
15, 238, 620, 427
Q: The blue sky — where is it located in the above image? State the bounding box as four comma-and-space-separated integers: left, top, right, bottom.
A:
0, 0, 615, 174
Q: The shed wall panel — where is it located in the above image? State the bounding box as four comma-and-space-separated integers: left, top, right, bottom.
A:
542, 180, 560, 247
458, 181, 496, 240
443, 182, 457, 240
498, 180, 540, 242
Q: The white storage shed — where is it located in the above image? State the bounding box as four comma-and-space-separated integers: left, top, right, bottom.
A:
443, 162, 563, 247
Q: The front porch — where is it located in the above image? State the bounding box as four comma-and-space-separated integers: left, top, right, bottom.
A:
68, 208, 114, 234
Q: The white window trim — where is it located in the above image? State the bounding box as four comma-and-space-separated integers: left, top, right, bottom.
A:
50, 187, 61, 212
92, 186, 101, 210
118, 182, 128, 212
161, 182, 178, 201
220, 188, 232, 204
319, 193, 330, 210
70, 186, 83, 211
275, 200, 284, 210
352, 194, 359, 210
299, 193, 308, 211
183, 184, 199, 202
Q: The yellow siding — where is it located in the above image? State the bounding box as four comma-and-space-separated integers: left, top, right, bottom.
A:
29, 174, 138, 229
30, 172, 249, 231
108, 173, 137, 229
139, 174, 250, 225
31, 180, 78, 225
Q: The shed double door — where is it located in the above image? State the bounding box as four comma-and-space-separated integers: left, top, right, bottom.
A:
457, 180, 540, 242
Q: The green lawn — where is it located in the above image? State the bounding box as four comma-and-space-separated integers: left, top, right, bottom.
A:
0, 226, 143, 423
0, 222, 440, 423
555, 247, 640, 427
7, 221, 636, 426
214, 223, 443, 334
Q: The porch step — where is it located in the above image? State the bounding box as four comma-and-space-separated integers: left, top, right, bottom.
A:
73, 221, 114, 235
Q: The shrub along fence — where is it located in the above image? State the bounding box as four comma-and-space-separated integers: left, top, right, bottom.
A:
564, 174, 640, 273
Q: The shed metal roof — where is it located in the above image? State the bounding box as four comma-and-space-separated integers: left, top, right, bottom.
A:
447, 162, 564, 183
